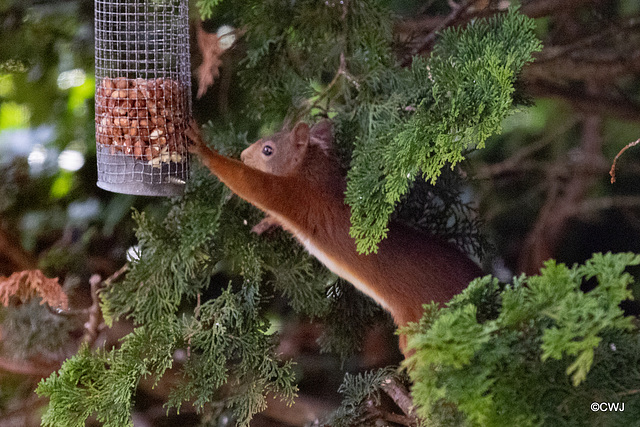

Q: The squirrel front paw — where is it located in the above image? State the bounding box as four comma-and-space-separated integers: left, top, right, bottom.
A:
185, 119, 207, 155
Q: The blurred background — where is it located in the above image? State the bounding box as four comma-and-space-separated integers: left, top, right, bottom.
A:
1, 0, 639, 425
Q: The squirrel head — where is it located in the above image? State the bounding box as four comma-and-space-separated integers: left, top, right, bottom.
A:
241, 120, 333, 176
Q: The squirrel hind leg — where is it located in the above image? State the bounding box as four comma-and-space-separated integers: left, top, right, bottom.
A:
251, 215, 281, 235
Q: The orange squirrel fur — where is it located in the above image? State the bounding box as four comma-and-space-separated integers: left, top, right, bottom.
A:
186, 120, 482, 351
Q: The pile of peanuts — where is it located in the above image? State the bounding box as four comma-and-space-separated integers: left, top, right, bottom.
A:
95, 77, 188, 167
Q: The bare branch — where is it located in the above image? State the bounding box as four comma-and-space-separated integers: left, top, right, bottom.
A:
380, 377, 417, 420
525, 81, 640, 122
610, 138, 640, 183
518, 111, 606, 274
0, 356, 57, 377
521, 0, 604, 19
0, 226, 36, 272
575, 196, 640, 216
82, 274, 103, 347
82, 264, 128, 347
475, 117, 580, 179
411, 0, 484, 56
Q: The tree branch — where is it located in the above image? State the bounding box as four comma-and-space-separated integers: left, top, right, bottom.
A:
82, 274, 104, 347
395, 0, 604, 46
393, 1, 640, 123
380, 377, 417, 420
518, 108, 606, 274
364, 398, 417, 427
525, 48, 640, 84
520, 0, 604, 19
475, 117, 580, 180
574, 196, 640, 216
533, 17, 640, 63
610, 138, 640, 183
411, 0, 484, 57
260, 393, 337, 426
525, 80, 640, 122
82, 264, 128, 347
0, 226, 36, 272
0, 356, 57, 377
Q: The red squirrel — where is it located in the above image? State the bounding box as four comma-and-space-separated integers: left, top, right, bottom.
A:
186, 120, 482, 351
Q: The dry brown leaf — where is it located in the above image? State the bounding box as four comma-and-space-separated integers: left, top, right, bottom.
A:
196, 22, 224, 99
0, 270, 68, 310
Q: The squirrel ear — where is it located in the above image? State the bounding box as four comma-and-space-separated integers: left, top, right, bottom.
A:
310, 120, 333, 149
292, 122, 310, 147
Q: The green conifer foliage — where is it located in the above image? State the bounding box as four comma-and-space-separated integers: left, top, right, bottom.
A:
236, 2, 540, 254
404, 253, 640, 427
326, 366, 401, 427
344, 10, 542, 253
37, 173, 300, 426
35, 2, 550, 425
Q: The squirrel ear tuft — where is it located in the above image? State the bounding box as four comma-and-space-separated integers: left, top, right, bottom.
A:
310, 120, 333, 149
292, 122, 310, 147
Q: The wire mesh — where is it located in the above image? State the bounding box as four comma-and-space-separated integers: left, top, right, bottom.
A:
95, 0, 191, 196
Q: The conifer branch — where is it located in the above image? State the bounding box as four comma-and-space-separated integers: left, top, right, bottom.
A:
405, 253, 640, 424
36, 4, 640, 426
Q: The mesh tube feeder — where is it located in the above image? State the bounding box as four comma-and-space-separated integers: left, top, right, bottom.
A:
95, 0, 191, 196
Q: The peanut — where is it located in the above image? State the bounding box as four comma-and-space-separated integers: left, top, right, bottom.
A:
96, 77, 188, 165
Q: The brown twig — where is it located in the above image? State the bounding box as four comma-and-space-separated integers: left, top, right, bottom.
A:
412, 0, 481, 57
525, 49, 640, 85
0, 226, 37, 272
0, 356, 57, 377
260, 394, 337, 426
520, 0, 603, 18
380, 377, 417, 420
397, 0, 601, 35
518, 110, 606, 274
82, 274, 103, 346
534, 17, 640, 64
364, 398, 417, 427
380, 411, 416, 426
187, 292, 202, 358
82, 264, 128, 347
525, 80, 640, 123
618, 388, 640, 396
475, 117, 580, 180
574, 196, 640, 216
103, 263, 129, 287
291, 3, 358, 124
610, 138, 640, 183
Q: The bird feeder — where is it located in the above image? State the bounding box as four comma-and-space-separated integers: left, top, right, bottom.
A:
95, 0, 191, 196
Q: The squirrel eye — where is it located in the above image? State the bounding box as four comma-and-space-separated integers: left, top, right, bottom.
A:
262, 145, 273, 156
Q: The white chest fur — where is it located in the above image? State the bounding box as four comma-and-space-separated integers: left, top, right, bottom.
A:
267, 211, 390, 312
